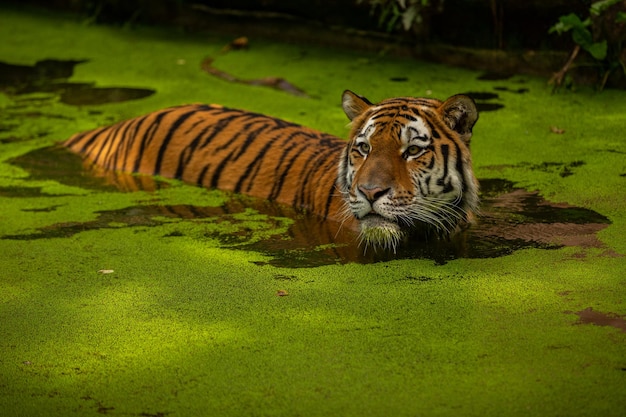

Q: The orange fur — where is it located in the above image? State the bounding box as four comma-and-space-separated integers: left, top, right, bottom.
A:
65, 91, 479, 249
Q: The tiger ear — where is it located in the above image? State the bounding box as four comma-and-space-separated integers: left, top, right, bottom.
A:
342, 90, 373, 121
439, 95, 478, 145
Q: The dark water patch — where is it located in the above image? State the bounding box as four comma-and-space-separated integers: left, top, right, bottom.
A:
483, 160, 586, 178
60, 86, 156, 105
400, 275, 434, 283
461, 91, 503, 112
0, 186, 52, 198
0, 135, 20, 144
163, 230, 185, 237
463, 92, 499, 101
527, 161, 585, 178
475, 102, 505, 112
0, 122, 18, 132
2, 110, 74, 120
0, 59, 86, 93
198, 177, 610, 267
5, 147, 612, 267
274, 274, 298, 281
0, 59, 155, 105
572, 307, 626, 333
9, 146, 171, 193
1, 204, 225, 240
477, 72, 514, 81
21, 205, 64, 213
596, 149, 626, 154
480, 180, 609, 225
494, 86, 529, 94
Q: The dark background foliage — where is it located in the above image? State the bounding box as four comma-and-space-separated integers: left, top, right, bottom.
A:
2, 0, 624, 88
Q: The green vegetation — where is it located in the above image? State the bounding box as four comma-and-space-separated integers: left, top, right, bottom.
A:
1, 5, 625, 417
357, 0, 441, 34
549, 0, 626, 89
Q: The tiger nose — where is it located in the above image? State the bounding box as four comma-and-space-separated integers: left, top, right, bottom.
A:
358, 184, 390, 203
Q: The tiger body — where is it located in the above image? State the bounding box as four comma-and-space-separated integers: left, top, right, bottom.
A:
65, 91, 479, 250
65, 104, 345, 219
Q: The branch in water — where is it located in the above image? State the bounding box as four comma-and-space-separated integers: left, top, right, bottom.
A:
200, 38, 310, 98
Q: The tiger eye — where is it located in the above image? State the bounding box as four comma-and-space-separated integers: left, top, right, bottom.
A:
357, 142, 371, 154
406, 145, 420, 156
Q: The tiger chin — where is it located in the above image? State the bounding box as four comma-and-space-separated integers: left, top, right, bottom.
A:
64, 90, 479, 252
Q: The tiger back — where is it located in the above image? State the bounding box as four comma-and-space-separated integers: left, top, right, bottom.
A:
64, 104, 347, 221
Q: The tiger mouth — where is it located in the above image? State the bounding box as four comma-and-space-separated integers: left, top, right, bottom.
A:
358, 214, 405, 251
360, 213, 396, 227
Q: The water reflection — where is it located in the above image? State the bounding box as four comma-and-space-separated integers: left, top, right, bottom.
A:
6, 146, 611, 267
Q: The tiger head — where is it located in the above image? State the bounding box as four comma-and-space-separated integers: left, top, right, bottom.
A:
337, 90, 479, 251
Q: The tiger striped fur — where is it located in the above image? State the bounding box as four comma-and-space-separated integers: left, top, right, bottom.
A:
64, 90, 479, 250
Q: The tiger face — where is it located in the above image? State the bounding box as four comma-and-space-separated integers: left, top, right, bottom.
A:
337, 90, 479, 250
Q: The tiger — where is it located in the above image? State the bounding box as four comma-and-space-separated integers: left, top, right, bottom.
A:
64, 90, 479, 251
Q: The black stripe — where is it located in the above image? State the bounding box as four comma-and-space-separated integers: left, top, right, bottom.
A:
239, 127, 315, 194
196, 164, 211, 186
413, 98, 438, 107
110, 116, 144, 171
231, 123, 276, 161
196, 111, 246, 150
426, 153, 435, 170
213, 113, 266, 153
424, 119, 440, 139
436, 144, 449, 190
174, 109, 230, 179
98, 121, 128, 169
234, 137, 278, 193
133, 111, 168, 173
420, 175, 430, 196
70, 127, 107, 153
295, 145, 341, 209
400, 113, 418, 122
371, 113, 395, 120
268, 143, 304, 199
153, 109, 200, 175
453, 141, 467, 200
195, 112, 288, 187
209, 148, 237, 188
268, 132, 321, 200
321, 154, 342, 218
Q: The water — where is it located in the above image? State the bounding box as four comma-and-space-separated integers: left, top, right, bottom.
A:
6, 146, 611, 267
0, 54, 612, 267
0, 59, 154, 105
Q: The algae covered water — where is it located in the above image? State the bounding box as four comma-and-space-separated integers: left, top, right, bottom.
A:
1, 5, 625, 417
5, 145, 613, 267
